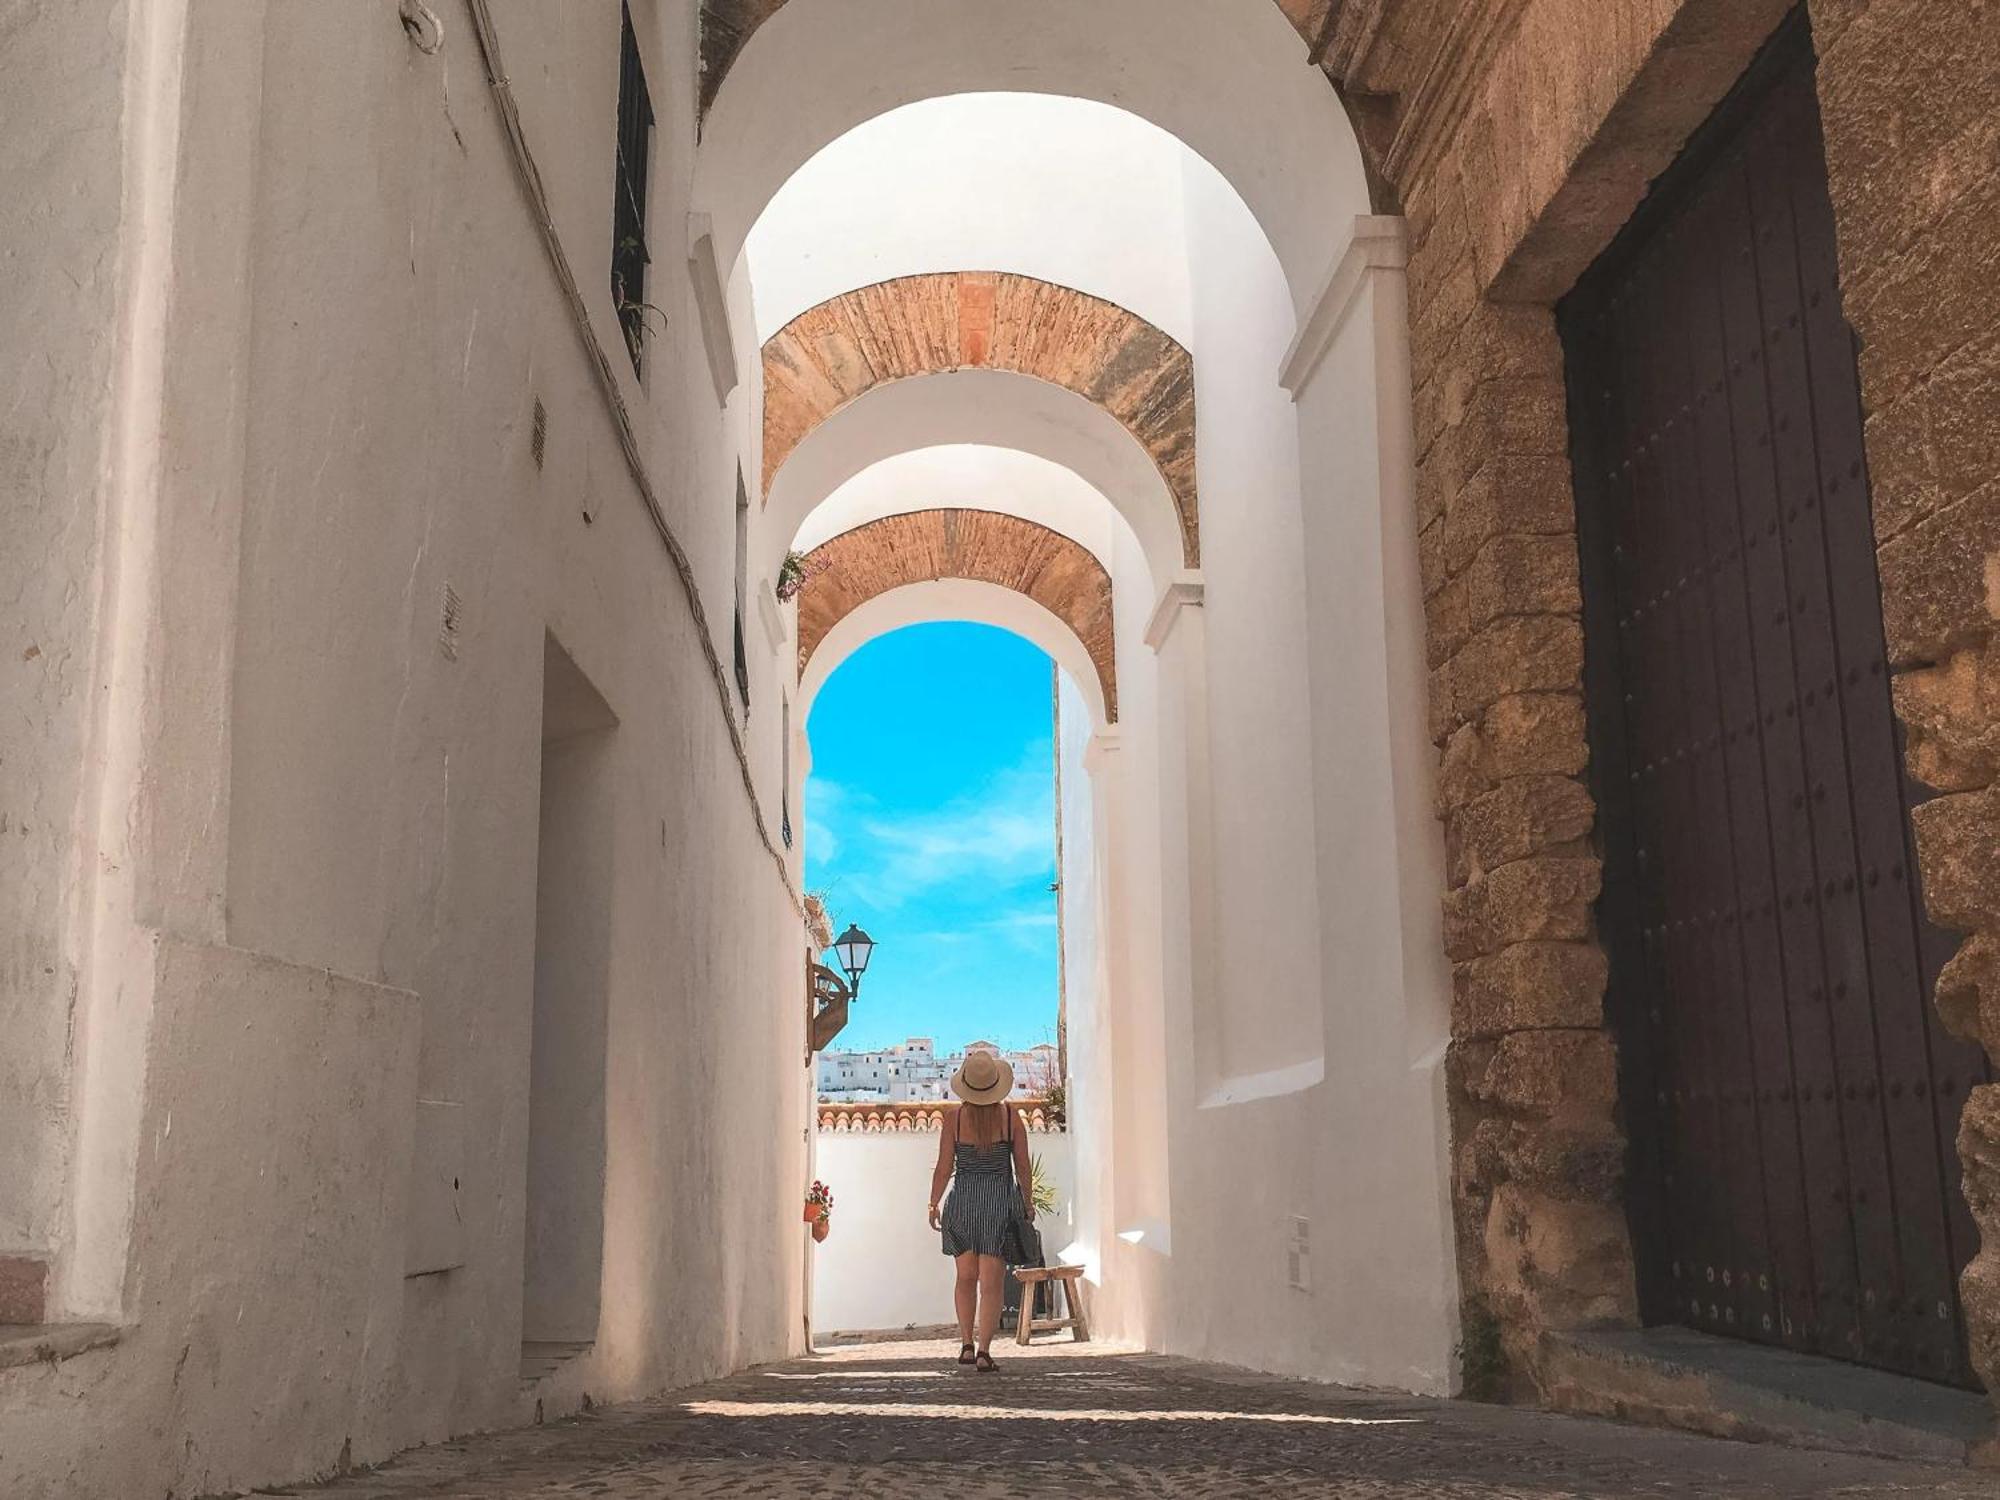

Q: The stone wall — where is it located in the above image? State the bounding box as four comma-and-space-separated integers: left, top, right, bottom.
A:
1809, 0, 2000, 1398
1320, 0, 2000, 1403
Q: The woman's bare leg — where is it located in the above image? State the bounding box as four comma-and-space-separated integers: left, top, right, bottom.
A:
975, 1254, 1007, 1351
953, 1252, 980, 1344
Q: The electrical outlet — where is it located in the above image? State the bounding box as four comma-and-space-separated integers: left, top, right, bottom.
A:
1287, 1215, 1311, 1293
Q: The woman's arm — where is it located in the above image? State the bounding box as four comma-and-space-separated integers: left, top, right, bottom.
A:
928, 1118, 953, 1228
1012, 1109, 1034, 1220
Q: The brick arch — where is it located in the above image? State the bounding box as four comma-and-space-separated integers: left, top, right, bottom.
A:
795, 509, 1117, 721
763, 273, 1199, 567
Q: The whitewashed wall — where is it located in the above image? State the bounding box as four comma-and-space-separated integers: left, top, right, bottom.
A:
812, 1130, 1075, 1335
0, 5, 812, 1496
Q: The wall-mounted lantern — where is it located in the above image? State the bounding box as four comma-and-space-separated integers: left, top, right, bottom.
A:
830, 924, 875, 998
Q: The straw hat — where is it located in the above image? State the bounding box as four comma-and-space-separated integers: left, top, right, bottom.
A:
950, 1050, 1014, 1105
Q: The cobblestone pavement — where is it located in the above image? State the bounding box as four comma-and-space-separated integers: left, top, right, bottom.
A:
296, 1336, 1992, 1498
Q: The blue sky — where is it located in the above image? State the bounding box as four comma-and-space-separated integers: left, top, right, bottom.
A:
805, 623, 1059, 1054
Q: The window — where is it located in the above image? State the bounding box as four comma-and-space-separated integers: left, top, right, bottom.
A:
732, 469, 750, 710
611, 3, 654, 377
780, 693, 794, 848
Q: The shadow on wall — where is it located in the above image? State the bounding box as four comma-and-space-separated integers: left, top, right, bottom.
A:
523, 635, 619, 1345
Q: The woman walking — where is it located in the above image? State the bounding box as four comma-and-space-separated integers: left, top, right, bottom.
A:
927, 1050, 1033, 1371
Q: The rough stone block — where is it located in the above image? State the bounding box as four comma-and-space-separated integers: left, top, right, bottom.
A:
1443, 856, 1601, 961
1802, 0, 1869, 51
1482, 692, 1590, 783
1454, 303, 1565, 387
1418, 456, 1452, 536
1815, 0, 2000, 280
1911, 787, 2000, 931
1958, 1084, 2000, 1394
1437, 722, 1493, 814
1864, 331, 2000, 545
1494, 1119, 1624, 1205
1454, 941, 1609, 1040
1408, 175, 1472, 286
1414, 370, 1451, 465
1428, 658, 1458, 747
1482, 1181, 1638, 1333
1465, 377, 1572, 459
1447, 775, 1596, 884
1474, 1030, 1620, 1119
1444, 616, 1585, 732
1442, 456, 1577, 576
1425, 380, 1573, 532
1412, 257, 1482, 380
1427, 573, 1472, 671
1964, 1082, 2000, 1220
1850, 172, 2000, 410
1893, 642, 2000, 793
1465, 533, 1583, 630
1876, 482, 2000, 668
1435, 695, 1592, 819
1418, 514, 1449, 597
1936, 932, 2000, 1065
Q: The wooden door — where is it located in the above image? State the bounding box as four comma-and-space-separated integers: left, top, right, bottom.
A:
1561, 12, 1993, 1388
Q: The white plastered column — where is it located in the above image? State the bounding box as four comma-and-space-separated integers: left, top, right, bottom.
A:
62, 0, 266, 1320
1279, 215, 1461, 1385
1129, 573, 1215, 1256
1055, 724, 1121, 1297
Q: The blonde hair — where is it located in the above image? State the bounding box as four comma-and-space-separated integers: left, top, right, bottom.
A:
958, 1099, 1010, 1147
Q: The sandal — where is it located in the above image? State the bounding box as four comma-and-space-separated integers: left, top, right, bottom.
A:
974, 1350, 999, 1373
957, 1343, 976, 1366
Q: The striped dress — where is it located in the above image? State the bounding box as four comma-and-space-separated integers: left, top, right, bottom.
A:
940, 1109, 1022, 1258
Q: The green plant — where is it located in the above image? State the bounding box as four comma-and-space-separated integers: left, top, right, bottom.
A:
1455, 1296, 1507, 1403
612, 256, 670, 350
775, 549, 813, 602
1040, 1079, 1067, 1129
1027, 1155, 1059, 1217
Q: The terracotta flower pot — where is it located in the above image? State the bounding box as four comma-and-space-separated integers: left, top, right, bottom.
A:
810, 1215, 830, 1243
803, 1203, 820, 1223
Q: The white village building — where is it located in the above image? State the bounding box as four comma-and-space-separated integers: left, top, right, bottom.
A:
816, 1038, 1057, 1102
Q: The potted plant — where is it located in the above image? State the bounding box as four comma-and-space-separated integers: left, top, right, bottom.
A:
805, 1180, 833, 1242
775, 550, 819, 603
1027, 1155, 1059, 1219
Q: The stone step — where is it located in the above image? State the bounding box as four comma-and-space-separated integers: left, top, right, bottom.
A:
1540, 1326, 1996, 1467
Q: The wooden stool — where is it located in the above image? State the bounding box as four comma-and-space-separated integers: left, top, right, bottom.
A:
1012, 1266, 1090, 1345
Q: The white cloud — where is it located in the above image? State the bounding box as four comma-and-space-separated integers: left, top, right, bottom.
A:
831, 749, 1054, 910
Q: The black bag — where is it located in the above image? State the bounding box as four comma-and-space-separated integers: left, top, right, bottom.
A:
1001, 1194, 1048, 1325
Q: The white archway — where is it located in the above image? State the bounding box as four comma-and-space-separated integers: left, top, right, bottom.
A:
768, 370, 1179, 590
791, 447, 1132, 577
697, 0, 1370, 316
724, 0, 1457, 1399
800, 580, 1111, 735
746, 95, 1198, 343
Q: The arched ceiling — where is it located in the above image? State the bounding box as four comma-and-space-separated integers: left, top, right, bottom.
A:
766, 369, 1178, 591
764, 273, 1197, 566
795, 509, 1117, 721
700, 0, 1331, 117
694, 0, 1377, 316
